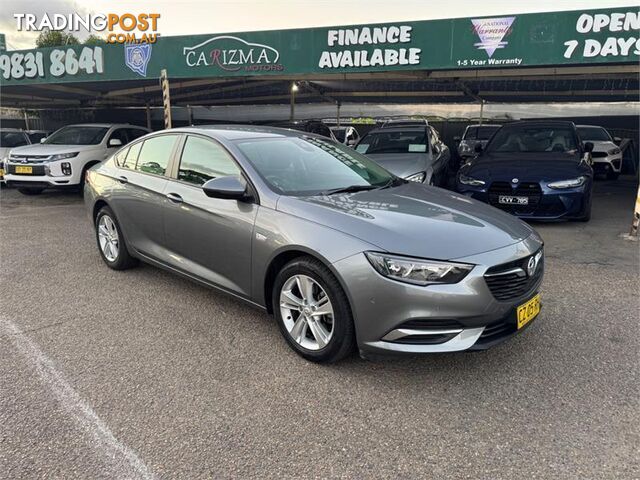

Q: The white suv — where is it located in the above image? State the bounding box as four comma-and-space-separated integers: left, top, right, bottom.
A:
5, 123, 149, 195
576, 125, 623, 180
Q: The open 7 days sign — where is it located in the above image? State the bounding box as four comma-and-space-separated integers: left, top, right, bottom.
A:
0, 7, 638, 85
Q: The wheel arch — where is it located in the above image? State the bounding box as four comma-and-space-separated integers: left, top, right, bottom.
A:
262, 247, 354, 316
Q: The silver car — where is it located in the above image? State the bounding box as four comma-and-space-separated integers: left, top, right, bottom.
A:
85, 126, 544, 363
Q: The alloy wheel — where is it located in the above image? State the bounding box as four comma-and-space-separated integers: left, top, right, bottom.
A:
279, 274, 334, 350
98, 215, 120, 262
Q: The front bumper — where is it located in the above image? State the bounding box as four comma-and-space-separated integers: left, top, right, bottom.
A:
457, 181, 590, 220
4, 160, 78, 188
332, 235, 544, 354
592, 154, 622, 174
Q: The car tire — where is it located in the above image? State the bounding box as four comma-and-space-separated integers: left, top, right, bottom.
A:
18, 188, 44, 195
606, 170, 620, 180
272, 256, 355, 363
95, 206, 138, 270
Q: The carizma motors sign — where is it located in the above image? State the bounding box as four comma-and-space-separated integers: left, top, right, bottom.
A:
183, 35, 283, 71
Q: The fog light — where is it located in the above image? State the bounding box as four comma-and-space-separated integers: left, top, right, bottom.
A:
61, 162, 72, 175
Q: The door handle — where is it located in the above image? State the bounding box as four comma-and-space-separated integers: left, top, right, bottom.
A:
166, 192, 183, 203
117, 176, 128, 184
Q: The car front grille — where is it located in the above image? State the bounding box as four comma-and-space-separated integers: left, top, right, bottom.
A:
7, 164, 46, 175
484, 249, 544, 301
591, 151, 607, 158
488, 181, 542, 214
9, 155, 50, 163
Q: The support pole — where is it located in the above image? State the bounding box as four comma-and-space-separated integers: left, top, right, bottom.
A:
160, 69, 172, 130
187, 104, 193, 125
145, 103, 151, 130
290, 83, 297, 122
337, 102, 341, 128
23, 109, 29, 130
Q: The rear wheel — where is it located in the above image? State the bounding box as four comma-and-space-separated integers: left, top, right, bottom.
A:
18, 188, 44, 195
95, 206, 138, 270
273, 257, 355, 363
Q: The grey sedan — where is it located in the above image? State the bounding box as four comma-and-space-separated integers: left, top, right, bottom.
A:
85, 126, 544, 363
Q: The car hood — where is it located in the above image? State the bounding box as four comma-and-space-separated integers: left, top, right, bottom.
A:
364, 153, 429, 179
465, 152, 590, 182
588, 140, 617, 152
9, 143, 98, 155
277, 182, 535, 260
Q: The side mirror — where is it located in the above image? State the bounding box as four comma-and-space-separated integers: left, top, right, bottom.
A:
202, 176, 252, 201
583, 142, 594, 153
108, 138, 123, 147
474, 142, 483, 153
40, 137, 47, 143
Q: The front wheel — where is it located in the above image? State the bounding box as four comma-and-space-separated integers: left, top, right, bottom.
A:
95, 206, 138, 270
273, 257, 355, 363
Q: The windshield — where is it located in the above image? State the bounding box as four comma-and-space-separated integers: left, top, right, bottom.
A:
235, 136, 396, 196
356, 129, 428, 155
577, 127, 612, 142
0, 131, 29, 148
464, 126, 500, 141
44, 126, 109, 145
486, 126, 578, 154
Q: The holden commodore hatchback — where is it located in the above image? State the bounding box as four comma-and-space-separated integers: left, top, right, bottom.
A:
85, 126, 544, 363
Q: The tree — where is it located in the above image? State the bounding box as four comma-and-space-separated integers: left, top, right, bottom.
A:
35, 30, 79, 48
83, 34, 105, 46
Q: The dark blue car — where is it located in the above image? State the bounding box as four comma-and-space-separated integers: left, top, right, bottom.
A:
456, 121, 594, 222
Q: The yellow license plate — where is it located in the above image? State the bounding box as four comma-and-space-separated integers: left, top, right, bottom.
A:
517, 294, 540, 329
0, 168, 4, 177
15, 166, 33, 174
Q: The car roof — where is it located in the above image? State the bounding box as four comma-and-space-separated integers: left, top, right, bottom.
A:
466, 124, 501, 128
365, 126, 426, 135
502, 120, 576, 128
165, 124, 329, 141
0, 128, 27, 132
576, 124, 606, 129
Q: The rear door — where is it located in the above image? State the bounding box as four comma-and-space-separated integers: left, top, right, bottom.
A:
109, 134, 181, 260
162, 134, 258, 297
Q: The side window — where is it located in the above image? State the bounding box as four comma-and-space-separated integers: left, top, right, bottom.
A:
114, 146, 130, 166
135, 135, 178, 176
178, 135, 241, 186
108, 128, 128, 147
122, 141, 142, 169
126, 128, 147, 143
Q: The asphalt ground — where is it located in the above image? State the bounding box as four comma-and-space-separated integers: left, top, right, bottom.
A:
1, 177, 638, 479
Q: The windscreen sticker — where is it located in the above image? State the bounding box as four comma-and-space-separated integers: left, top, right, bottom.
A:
408, 144, 427, 152
356, 144, 369, 153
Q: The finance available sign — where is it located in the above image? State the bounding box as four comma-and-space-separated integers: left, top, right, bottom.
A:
0, 7, 637, 85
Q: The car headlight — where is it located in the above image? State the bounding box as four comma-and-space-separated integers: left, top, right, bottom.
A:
365, 252, 473, 286
49, 152, 79, 161
548, 176, 587, 189
406, 172, 426, 183
607, 148, 621, 155
458, 173, 485, 186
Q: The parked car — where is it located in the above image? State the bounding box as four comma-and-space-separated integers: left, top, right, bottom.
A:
355, 123, 450, 186
5, 123, 149, 195
576, 125, 622, 180
456, 124, 501, 160
457, 120, 594, 221
85, 125, 544, 363
330, 126, 360, 147
0, 128, 32, 183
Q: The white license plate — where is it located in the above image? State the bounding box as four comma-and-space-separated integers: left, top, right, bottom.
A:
498, 195, 528, 205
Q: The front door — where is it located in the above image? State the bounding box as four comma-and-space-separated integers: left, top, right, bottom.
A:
163, 134, 257, 298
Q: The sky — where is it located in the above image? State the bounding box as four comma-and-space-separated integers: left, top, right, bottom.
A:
2, 0, 638, 50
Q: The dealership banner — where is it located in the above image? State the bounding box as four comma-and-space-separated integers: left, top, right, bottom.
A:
1, 7, 638, 85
